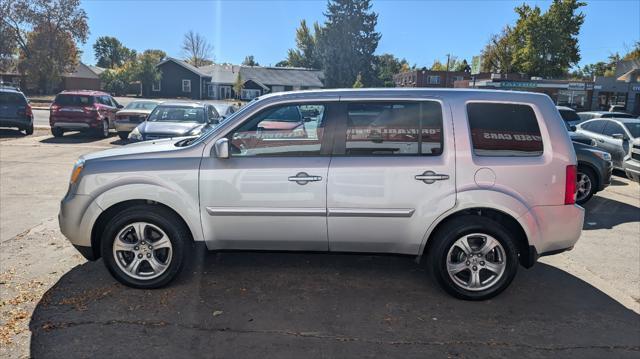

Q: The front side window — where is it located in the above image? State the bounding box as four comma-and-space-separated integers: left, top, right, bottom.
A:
582, 120, 606, 134
602, 121, 625, 137
467, 103, 543, 157
624, 122, 640, 138
344, 101, 443, 156
229, 104, 326, 157
182, 79, 191, 93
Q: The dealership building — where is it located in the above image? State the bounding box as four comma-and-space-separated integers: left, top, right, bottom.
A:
591, 59, 640, 115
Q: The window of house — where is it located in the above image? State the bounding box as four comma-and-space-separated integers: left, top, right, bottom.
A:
182, 79, 191, 93
228, 104, 326, 157
467, 103, 543, 157
152, 80, 161, 92
428, 76, 440, 85
343, 101, 443, 156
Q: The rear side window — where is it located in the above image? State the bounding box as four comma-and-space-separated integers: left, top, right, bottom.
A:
0, 92, 27, 105
467, 103, 543, 157
54, 94, 94, 106
344, 101, 443, 156
581, 120, 606, 133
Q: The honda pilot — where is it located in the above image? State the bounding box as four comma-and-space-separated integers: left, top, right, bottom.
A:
58, 89, 584, 300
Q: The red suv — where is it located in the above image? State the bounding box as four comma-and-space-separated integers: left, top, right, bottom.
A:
49, 90, 122, 138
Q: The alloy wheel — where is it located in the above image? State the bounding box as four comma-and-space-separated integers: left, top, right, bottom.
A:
446, 233, 506, 291
576, 172, 592, 203
112, 222, 173, 280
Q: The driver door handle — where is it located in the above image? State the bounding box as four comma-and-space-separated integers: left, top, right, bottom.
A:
288, 172, 322, 185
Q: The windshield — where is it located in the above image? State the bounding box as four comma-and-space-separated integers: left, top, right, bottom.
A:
559, 109, 580, 123
147, 106, 205, 123
624, 122, 640, 138
124, 101, 159, 110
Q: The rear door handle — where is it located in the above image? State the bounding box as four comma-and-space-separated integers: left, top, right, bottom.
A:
415, 170, 449, 184
288, 172, 322, 185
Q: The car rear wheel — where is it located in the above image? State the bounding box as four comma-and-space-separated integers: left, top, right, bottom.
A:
428, 215, 519, 300
95, 119, 109, 138
24, 124, 34, 135
117, 131, 129, 140
576, 166, 596, 205
101, 205, 191, 288
51, 127, 64, 137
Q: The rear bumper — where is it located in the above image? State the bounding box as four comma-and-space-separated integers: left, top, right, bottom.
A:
0, 117, 32, 128
519, 204, 584, 256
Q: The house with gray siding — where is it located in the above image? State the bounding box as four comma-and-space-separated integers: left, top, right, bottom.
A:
152, 57, 324, 100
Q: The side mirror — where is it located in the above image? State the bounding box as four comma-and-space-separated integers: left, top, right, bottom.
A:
570, 125, 577, 132
117, 104, 124, 109
612, 133, 625, 140
214, 138, 229, 159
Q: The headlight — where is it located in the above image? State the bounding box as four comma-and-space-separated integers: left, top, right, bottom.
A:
587, 149, 611, 161
70, 158, 85, 184
128, 127, 142, 141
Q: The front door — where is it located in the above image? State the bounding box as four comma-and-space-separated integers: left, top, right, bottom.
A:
326, 100, 456, 255
199, 102, 335, 250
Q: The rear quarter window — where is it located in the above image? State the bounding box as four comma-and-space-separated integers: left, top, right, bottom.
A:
467, 103, 543, 157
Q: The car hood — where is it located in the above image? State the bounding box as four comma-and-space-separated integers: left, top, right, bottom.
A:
81, 136, 195, 162
140, 121, 204, 135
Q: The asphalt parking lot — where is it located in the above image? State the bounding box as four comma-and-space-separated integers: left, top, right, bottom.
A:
0, 129, 639, 358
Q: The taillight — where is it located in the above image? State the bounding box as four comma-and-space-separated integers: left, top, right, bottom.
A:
565, 165, 577, 205
51, 104, 60, 112
25, 104, 32, 117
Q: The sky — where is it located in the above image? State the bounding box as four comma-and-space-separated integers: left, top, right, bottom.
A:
79, 0, 640, 70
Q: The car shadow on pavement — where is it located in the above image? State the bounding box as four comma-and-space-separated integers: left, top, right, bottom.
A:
29, 252, 640, 358
583, 195, 640, 230
39, 131, 113, 144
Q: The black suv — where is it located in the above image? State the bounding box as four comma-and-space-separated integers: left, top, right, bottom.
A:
0, 86, 34, 135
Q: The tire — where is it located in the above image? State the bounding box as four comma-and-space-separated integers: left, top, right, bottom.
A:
51, 127, 64, 137
117, 131, 129, 140
95, 119, 109, 138
428, 215, 519, 301
101, 205, 191, 289
576, 166, 596, 205
25, 123, 34, 135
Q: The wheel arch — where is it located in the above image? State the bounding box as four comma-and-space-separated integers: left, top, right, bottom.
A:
418, 190, 538, 268
577, 161, 600, 192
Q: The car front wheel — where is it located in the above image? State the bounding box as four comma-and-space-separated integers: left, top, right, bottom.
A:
428, 215, 519, 300
101, 205, 191, 288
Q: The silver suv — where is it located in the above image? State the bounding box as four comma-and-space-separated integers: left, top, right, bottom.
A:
59, 89, 584, 300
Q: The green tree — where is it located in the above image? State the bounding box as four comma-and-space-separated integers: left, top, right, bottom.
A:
100, 68, 129, 95
623, 41, 640, 61
317, 0, 381, 88
373, 53, 408, 87
233, 72, 243, 99
93, 36, 137, 69
242, 55, 259, 66
480, 27, 517, 73
430, 60, 447, 71
133, 49, 165, 97
285, 20, 323, 69
3, 0, 88, 92
352, 72, 364, 88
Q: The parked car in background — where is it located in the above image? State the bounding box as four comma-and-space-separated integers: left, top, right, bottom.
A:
572, 141, 612, 204
623, 138, 640, 182
0, 86, 33, 135
576, 118, 640, 169
114, 100, 162, 140
608, 105, 628, 113
59, 89, 584, 301
49, 90, 123, 138
556, 106, 582, 126
128, 102, 221, 142
577, 111, 635, 122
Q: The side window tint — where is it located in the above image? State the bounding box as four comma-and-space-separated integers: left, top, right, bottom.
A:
344, 101, 443, 156
467, 103, 543, 157
229, 104, 325, 156
584, 120, 606, 133
602, 122, 624, 137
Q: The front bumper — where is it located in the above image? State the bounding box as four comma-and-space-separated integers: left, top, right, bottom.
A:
519, 204, 585, 256
59, 191, 102, 259
623, 159, 640, 180
600, 160, 613, 191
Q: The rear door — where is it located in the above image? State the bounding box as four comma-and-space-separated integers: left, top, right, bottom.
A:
326, 100, 456, 255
